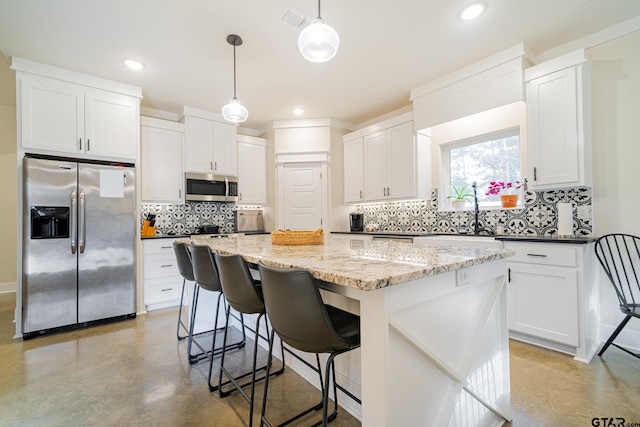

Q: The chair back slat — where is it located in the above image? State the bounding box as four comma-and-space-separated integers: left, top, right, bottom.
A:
595, 234, 640, 310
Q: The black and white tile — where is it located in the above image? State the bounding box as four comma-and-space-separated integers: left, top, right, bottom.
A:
140, 201, 237, 235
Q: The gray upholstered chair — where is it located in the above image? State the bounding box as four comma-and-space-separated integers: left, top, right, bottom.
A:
188, 244, 246, 365
258, 262, 361, 427
172, 241, 195, 341
213, 253, 284, 427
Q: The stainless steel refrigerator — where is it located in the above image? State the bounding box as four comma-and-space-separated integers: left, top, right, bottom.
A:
22, 156, 136, 337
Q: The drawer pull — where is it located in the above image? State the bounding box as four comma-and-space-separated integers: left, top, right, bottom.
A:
161, 246, 172, 249
160, 264, 173, 268
160, 288, 173, 292
526, 253, 547, 258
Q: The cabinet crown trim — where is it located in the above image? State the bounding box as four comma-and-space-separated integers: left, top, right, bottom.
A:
11, 57, 142, 98
524, 49, 587, 81
343, 112, 413, 142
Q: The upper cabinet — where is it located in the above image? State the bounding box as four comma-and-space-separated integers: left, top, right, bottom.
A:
237, 134, 267, 205
182, 107, 237, 176
525, 50, 592, 190
343, 112, 429, 203
140, 117, 184, 203
343, 137, 364, 204
14, 58, 141, 162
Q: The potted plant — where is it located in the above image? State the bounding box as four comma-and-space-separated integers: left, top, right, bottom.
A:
486, 180, 524, 208
447, 184, 474, 210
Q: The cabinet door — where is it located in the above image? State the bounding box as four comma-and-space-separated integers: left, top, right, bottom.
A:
237, 140, 266, 204
184, 116, 214, 173
212, 121, 237, 176
507, 262, 579, 346
141, 125, 184, 203
387, 122, 416, 200
527, 67, 580, 189
19, 74, 83, 154
84, 88, 139, 160
364, 130, 388, 201
344, 138, 364, 203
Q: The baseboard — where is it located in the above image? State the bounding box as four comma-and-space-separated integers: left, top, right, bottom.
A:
0, 282, 16, 294
599, 323, 640, 354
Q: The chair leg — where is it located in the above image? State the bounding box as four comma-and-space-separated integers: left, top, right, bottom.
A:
598, 315, 632, 356
176, 278, 190, 340
186, 285, 200, 362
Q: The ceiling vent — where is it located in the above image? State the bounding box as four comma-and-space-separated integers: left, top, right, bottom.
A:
281, 8, 312, 29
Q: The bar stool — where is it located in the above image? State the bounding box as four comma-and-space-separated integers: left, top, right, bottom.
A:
188, 243, 246, 365
213, 253, 285, 426
258, 262, 361, 427
172, 241, 195, 341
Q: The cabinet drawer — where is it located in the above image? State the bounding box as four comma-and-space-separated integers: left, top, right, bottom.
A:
503, 242, 577, 267
143, 238, 179, 255
144, 254, 179, 279
145, 277, 182, 305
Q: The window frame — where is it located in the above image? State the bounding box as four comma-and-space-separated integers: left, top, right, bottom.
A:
440, 126, 522, 211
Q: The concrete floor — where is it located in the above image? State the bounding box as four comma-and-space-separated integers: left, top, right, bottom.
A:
1, 292, 639, 426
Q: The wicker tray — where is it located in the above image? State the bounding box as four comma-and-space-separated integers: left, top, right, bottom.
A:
271, 228, 324, 245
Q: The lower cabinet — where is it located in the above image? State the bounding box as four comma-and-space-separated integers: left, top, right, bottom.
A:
504, 241, 598, 362
143, 238, 183, 311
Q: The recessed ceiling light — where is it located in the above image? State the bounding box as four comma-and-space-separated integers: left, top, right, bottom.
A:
123, 59, 145, 70
458, 1, 487, 21
292, 107, 305, 115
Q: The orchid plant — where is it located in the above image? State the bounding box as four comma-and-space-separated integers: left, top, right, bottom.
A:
485, 180, 524, 196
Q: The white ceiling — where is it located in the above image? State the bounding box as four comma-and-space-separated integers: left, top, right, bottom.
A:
1, 0, 639, 131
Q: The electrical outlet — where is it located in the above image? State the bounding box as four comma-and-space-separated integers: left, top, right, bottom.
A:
577, 205, 592, 220
457, 268, 471, 286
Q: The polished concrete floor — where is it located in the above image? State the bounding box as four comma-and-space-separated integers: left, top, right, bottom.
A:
1, 292, 639, 426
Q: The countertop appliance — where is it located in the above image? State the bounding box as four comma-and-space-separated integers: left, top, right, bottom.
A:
185, 172, 238, 202
236, 210, 264, 233
349, 212, 364, 232
22, 156, 136, 338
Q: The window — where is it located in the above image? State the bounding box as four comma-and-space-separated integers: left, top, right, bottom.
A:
443, 127, 521, 208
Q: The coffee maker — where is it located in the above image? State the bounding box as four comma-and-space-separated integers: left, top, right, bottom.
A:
349, 212, 364, 232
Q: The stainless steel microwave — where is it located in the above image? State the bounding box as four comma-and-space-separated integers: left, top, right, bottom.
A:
185, 172, 238, 202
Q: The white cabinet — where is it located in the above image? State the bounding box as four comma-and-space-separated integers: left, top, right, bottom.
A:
143, 238, 183, 311
140, 117, 184, 203
525, 51, 591, 189
343, 112, 428, 203
183, 107, 237, 176
343, 137, 364, 203
237, 134, 267, 205
17, 72, 139, 161
504, 241, 598, 362
364, 121, 425, 201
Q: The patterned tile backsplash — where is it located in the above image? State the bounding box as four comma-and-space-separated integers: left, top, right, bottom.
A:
140, 201, 237, 235
358, 186, 593, 236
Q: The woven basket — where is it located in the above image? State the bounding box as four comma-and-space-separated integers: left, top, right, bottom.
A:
271, 228, 324, 245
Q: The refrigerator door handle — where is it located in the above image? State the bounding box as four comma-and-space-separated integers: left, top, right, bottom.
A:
71, 190, 78, 254
79, 191, 86, 253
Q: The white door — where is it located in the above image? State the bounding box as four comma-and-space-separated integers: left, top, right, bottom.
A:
283, 163, 323, 230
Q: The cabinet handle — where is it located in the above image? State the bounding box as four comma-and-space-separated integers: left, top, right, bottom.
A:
533, 167, 537, 181
79, 138, 82, 151
360, 190, 363, 199
387, 186, 390, 196
508, 268, 511, 283
160, 288, 173, 292
214, 161, 217, 171
87, 139, 90, 151
239, 193, 242, 201
160, 264, 173, 267
179, 189, 182, 198
383, 187, 386, 196
160, 246, 171, 249
210, 161, 213, 171
526, 253, 547, 258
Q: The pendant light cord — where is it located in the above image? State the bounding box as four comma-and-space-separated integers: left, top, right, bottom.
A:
317, 0, 322, 19
233, 43, 237, 100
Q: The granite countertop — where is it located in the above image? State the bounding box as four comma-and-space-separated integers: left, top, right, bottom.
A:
330, 231, 596, 244
186, 234, 514, 291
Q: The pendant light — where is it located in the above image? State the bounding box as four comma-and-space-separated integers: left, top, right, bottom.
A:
221, 34, 249, 123
298, 0, 339, 63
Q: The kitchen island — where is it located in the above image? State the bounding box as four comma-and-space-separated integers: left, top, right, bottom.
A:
189, 233, 514, 426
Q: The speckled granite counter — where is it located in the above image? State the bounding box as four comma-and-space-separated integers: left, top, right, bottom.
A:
188, 233, 514, 291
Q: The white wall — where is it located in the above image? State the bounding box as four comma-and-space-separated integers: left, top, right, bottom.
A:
0, 105, 17, 293
588, 31, 640, 349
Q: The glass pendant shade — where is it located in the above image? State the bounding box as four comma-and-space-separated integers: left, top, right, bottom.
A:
298, 18, 340, 63
221, 98, 248, 123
